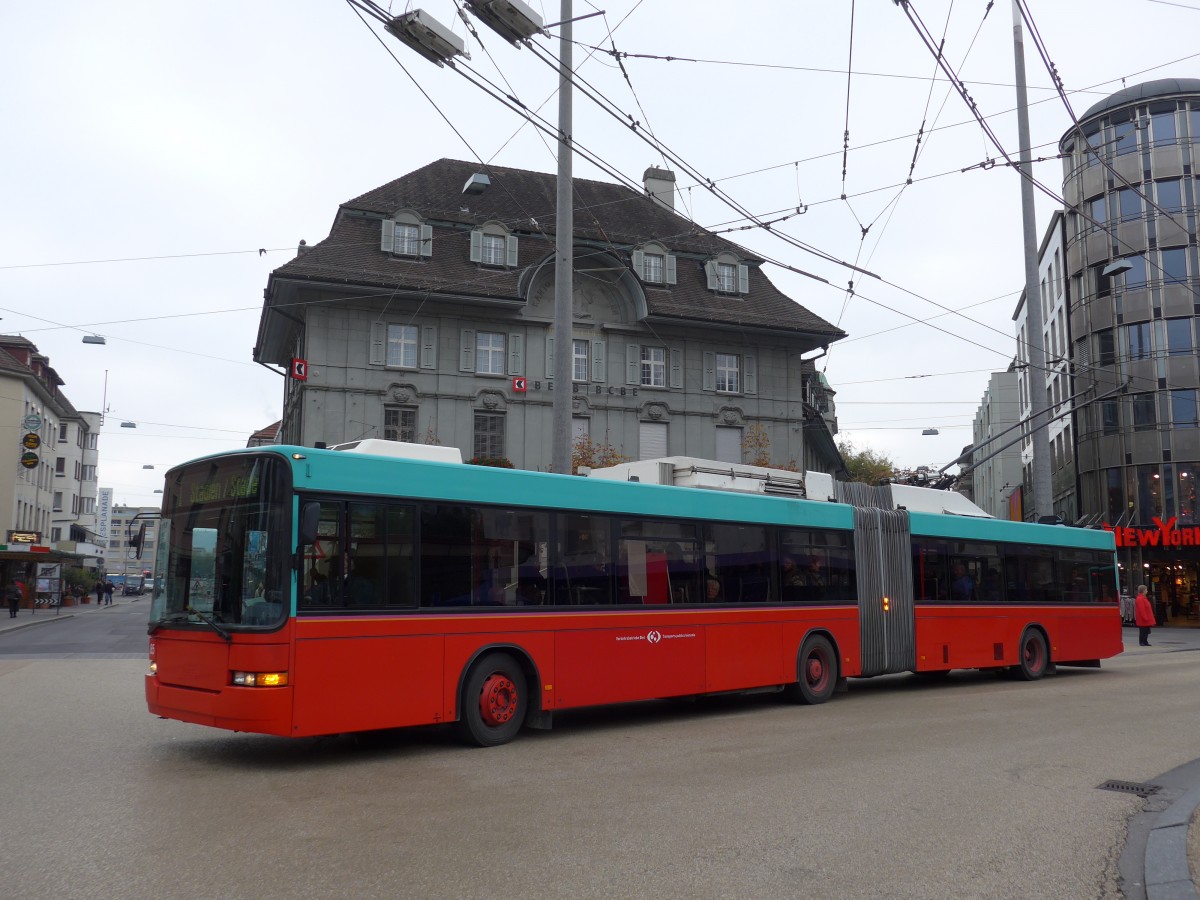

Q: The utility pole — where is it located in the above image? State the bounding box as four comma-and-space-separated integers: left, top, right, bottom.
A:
550, 0, 574, 474
1011, 1, 1053, 520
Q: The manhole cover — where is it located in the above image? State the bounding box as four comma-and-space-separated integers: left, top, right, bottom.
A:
1097, 779, 1161, 798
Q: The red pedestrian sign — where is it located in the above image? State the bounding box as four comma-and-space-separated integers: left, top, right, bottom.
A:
290, 358, 308, 381
512, 377, 527, 393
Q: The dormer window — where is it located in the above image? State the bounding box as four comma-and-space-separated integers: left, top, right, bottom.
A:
632, 241, 676, 285
470, 222, 518, 268
381, 210, 432, 258
705, 252, 749, 295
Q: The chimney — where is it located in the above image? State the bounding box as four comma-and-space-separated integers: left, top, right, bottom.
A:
643, 166, 676, 212
297, 239, 309, 256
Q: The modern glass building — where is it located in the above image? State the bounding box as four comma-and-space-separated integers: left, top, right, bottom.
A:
1060, 78, 1200, 616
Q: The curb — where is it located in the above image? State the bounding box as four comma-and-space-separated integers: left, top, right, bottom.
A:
1146, 786, 1200, 900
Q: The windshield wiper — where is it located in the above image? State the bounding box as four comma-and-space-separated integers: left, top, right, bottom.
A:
148, 611, 190, 635
185, 606, 233, 642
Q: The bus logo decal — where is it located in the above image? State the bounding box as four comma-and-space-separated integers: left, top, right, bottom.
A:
647, 630, 661, 644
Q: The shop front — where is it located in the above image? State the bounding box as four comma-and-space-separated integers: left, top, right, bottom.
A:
1106, 517, 1200, 626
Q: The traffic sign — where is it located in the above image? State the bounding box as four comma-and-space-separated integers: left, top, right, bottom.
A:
21, 432, 40, 449
19, 451, 38, 470
22, 413, 42, 431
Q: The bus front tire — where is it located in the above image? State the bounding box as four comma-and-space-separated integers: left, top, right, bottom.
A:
785, 635, 837, 705
458, 653, 528, 747
1014, 628, 1049, 681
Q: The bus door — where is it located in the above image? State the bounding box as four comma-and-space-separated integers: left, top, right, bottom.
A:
854, 508, 916, 676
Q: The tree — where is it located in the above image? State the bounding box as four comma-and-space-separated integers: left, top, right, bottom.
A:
836, 439, 895, 485
572, 435, 630, 474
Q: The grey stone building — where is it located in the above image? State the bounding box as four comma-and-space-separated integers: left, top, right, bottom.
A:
1060, 78, 1200, 606
254, 159, 846, 473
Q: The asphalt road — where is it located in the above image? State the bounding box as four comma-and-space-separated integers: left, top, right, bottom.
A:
2, 602, 1198, 899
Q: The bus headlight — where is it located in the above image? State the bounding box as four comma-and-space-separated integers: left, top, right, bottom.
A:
231, 671, 289, 687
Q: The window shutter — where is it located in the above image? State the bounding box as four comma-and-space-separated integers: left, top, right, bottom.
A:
420, 326, 437, 369
632, 249, 645, 280
506, 235, 519, 268
369, 322, 386, 366
381, 220, 395, 254
744, 354, 757, 394
508, 333, 524, 375
669, 348, 683, 389
545, 336, 554, 379
738, 264, 749, 294
702, 351, 716, 391
591, 340, 606, 382
665, 254, 677, 285
460, 329, 476, 372
419, 224, 433, 257
469, 230, 482, 263
638, 422, 668, 460
705, 261, 718, 290
626, 344, 640, 385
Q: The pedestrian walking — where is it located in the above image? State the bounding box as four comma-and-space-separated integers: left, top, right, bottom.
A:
103, 581, 115, 606
1135, 584, 1155, 646
94, 581, 104, 606
6, 581, 20, 618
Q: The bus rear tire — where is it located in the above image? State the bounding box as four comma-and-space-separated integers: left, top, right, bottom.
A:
458, 653, 527, 747
785, 635, 837, 705
1014, 628, 1049, 681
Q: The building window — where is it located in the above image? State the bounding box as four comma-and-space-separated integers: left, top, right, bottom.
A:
384, 407, 417, 442
1151, 108, 1177, 147
1100, 400, 1120, 435
715, 354, 740, 393
1161, 248, 1187, 285
387, 325, 419, 368
55, 457, 66, 476
1096, 329, 1116, 367
476, 332, 505, 375
1090, 196, 1107, 227
53, 492, 63, 512
59, 423, 68, 441
1125, 322, 1152, 361
1157, 179, 1184, 212
1117, 188, 1142, 222
716, 263, 737, 293
643, 253, 664, 284
572, 340, 590, 382
641, 346, 666, 387
1167, 318, 1194, 357
1114, 119, 1137, 156
1131, 393, 1157, 432
473, 413, 505, 459
714, 426, 742, 464
51, 527, 62, 542
394, 224, 420, 256
1172, 390, 1199, 428
480, 233, 505, 267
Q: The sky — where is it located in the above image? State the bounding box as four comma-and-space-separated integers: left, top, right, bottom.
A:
4, 0, 1200, 507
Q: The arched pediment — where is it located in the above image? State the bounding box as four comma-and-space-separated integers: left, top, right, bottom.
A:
520, 247, 648, 323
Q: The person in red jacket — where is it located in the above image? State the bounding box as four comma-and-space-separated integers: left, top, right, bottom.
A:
1134, 584, 1156, 646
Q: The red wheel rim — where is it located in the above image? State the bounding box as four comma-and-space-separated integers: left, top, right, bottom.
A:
1023, 637, 1043, 671
805, 651, 829, 692
478, 673, 518, 727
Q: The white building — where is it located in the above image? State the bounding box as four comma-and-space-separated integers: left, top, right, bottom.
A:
970, 371, 1023, 519
100, 503, 160, 589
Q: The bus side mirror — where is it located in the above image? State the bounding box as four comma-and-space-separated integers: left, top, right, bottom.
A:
298, 502, 320, 548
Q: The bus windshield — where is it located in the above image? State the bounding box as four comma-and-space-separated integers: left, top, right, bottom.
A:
149, 454, 291, 631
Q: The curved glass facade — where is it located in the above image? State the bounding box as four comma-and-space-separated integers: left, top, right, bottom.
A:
1060, 80, 1200, 614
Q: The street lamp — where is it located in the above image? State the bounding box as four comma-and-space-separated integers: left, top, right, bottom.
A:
120, 421, 136, 428
82, 335, 106, 345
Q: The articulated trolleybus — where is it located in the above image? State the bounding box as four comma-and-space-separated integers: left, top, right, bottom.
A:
146, 440, 1121, 746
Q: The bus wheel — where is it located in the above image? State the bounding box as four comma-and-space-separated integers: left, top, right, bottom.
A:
458, 653, 527, 747
1015, 629, 1049, 681
787, 635, 837, 705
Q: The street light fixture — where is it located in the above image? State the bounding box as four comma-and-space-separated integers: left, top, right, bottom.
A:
384, 10, 468, 66
82, 335, 106, 345
142, 464, 154, 469
120, 421, 136, 428
1102, 259, 1134, 277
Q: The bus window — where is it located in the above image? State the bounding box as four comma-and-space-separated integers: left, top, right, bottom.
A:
301, 501, 342, 609
552, 512, 615, 605
703, 523, 773, 604
782, 528, 855, 603
616, 518, 699, 604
